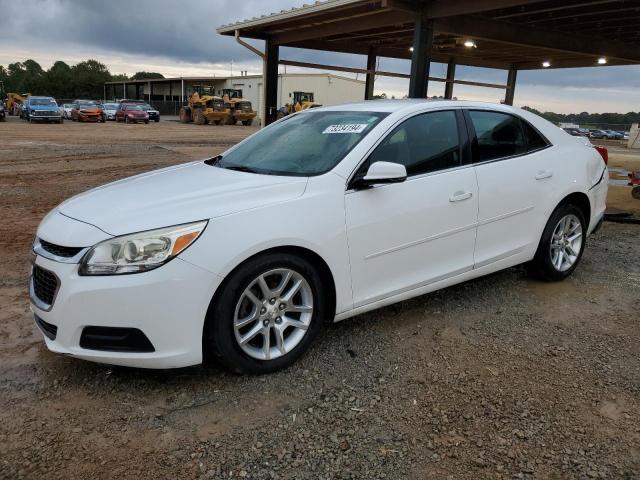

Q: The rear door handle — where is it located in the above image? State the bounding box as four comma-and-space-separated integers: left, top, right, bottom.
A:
449, 191, 473, 202
535, 170, 553, 180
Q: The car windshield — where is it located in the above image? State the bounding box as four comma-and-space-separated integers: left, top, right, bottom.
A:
78, 102, 97, 109
103, 103, 118, 109
31, 98, 57, 106
126, 105, 143, 111
216, 111, 388, 176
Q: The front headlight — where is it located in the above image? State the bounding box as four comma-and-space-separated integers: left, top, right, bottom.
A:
79, 221, 207, 276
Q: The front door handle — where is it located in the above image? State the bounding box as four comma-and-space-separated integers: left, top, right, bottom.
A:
535, 170, 553, 180
449, 191, 473, 202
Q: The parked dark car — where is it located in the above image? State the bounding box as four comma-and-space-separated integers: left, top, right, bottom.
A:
115, 103, 149, 124
120, 100, 160, 122
589, 129, 610, 139
605, 130, 623, 140
562, 127, 588, 137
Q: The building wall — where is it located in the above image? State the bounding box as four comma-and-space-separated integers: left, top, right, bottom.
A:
225, 74, 365, 121
107, 74, 365, 121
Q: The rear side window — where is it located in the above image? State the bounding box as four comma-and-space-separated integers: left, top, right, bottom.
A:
469, 110, 526, 162
366, 110, 461, 177
522, 120, 549, 152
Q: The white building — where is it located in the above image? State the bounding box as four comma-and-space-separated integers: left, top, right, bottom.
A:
105, 73, 366, 122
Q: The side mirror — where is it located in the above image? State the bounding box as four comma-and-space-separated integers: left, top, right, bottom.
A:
353, 161, 407, 189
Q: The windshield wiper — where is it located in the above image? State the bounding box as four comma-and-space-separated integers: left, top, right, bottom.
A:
204, 156, 261, 174
223, 165, 261, 174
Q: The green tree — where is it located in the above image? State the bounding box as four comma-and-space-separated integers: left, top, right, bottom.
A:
45, 61, 73, 98
71, 59, 111, 98
131, 71, 164, 80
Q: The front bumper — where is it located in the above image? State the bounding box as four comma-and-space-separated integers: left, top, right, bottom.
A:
30, 253, 221, 369
78, 114, 102, 122
233, 112, 257, 121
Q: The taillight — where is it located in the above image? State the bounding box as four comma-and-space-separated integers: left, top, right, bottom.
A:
594, 146, 608, 165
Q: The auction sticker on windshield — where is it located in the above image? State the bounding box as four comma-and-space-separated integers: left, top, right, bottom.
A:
322, 124, 368, 134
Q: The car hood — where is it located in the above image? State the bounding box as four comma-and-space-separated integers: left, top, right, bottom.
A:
57, 161, 309, 236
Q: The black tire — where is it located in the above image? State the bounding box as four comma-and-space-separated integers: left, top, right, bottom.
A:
213, 119, 221, 125
632, 186, 640, 200
204, 253, 328, 374
528, 203, 587, 281
242, 118, 254, 126
144, 120, 149, 124
179, 107, 191, 123
225, 115, 236, 125
154, 118, 159, 122
193, 108, 206, 125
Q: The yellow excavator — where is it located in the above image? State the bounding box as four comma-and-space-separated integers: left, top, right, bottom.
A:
179, 85, 231, 125
221, 89, 257, 126
277, 92, 320, 119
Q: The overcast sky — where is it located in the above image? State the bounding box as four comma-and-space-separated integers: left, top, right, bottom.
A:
1, 0, 639, 113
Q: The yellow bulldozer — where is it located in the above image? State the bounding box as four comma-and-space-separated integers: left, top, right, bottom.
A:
277, 91, 320, 119
179, 85, 231, 125
221, 89, 257, 126
5, 91, 30, 116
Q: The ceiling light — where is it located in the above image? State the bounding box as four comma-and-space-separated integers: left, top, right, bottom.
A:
542, 61, 551, 68
464, 40, 476, 48
409, 46, 414, 52
597, 57, 607, 65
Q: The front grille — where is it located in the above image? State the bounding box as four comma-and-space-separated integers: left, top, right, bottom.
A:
39, 239, 83, 258
34, 110, 58, 116
32, 265, 59, 306
35, 315, 57, 340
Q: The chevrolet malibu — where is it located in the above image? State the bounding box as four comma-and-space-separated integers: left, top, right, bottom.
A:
30, 100, 608, 373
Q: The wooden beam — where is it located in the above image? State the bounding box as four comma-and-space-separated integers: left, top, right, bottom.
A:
434, 15, 640, 63
271, 10, 413, 45
423, 0, 551, 18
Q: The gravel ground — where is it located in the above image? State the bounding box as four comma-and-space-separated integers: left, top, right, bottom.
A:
0, 116, 639, 480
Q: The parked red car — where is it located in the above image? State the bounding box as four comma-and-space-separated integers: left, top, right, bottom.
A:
115, 104, 149, 124
71, 100, 105, 122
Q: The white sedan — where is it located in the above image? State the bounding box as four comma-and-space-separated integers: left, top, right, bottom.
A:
30, 100, 608, 373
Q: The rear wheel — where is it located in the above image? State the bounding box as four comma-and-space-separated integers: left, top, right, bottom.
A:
242, 118, 254, 126
225, 115, 236, 125
632, 186, 640, 200
212, 119, 221, 125
205, 253, 327, 374
528, 204, 586, 281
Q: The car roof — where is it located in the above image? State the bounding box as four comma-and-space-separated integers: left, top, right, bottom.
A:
311, 99, 528, 115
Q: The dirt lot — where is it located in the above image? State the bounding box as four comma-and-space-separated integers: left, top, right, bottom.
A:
0, 116, 639, 480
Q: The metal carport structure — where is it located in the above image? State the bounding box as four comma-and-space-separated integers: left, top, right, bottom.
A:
218, 0, 640, 125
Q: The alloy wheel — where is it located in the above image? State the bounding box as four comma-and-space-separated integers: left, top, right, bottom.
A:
233, 268, 313, 361
549, 214, 583, 272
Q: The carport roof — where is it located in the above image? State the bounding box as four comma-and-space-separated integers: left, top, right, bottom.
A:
217, 0, 640, 70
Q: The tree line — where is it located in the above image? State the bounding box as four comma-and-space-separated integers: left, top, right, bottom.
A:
522, 106, 640, 128
0, 58, 164, 99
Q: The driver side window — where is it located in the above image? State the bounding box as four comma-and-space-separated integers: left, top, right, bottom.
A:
363, 110, 461, 177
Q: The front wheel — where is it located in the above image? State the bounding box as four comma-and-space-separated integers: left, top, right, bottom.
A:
205, 253, 328, 374
528, 204, 586, 281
